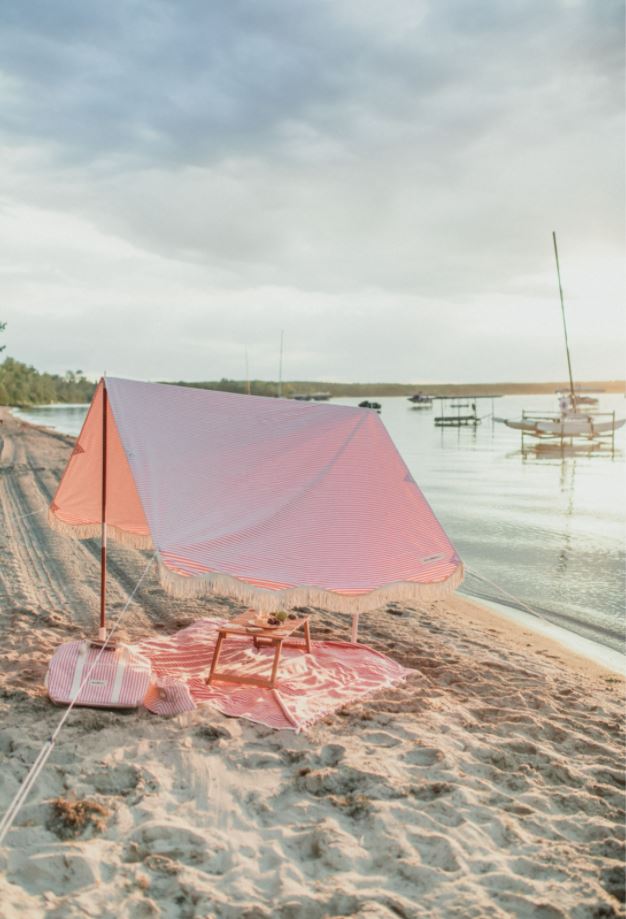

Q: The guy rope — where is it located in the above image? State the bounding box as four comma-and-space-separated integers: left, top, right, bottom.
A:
0, 552, 156, 846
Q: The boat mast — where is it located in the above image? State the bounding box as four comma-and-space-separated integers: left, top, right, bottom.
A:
277, 330, 284, 398
552, 231, 576, 412
99, 378, 108, 641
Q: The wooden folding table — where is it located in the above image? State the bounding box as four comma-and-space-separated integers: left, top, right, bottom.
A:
206, 611, 312, 689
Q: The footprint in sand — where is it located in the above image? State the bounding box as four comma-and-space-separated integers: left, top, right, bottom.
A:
409, 781, 454, 801
125, 822, 229, 875
8, 851, 98, 896
318, 743, 346, 767
88, 763, 145, 798
359, 730, 402, 748
291, 817, 368, 872
408, 831, 462, 872
404, 746, 443, 767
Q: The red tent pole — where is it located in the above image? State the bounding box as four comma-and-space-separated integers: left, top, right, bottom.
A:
99, 379, 108, 641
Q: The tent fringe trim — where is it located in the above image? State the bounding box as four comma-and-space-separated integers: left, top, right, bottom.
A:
47, 509, 463, 612
156, 559, 464, 613
47, 510, 154, 550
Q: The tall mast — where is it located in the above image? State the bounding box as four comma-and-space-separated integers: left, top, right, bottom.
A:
552, 231, 576, 412
277, 330, 284, 398
99, 378, 108, 641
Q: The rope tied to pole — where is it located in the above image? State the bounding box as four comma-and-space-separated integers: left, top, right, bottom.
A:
0, 551, 157, 847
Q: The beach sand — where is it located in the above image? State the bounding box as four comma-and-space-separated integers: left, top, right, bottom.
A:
0, 407, 624, 918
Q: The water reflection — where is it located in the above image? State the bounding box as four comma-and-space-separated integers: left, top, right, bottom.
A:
12, 404, 89, 437
520, 441, 618, 461
555, 459, 575, 577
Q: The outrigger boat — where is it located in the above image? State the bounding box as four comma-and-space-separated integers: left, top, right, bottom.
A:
502, 415, 623, 437
497, 233, 624, 442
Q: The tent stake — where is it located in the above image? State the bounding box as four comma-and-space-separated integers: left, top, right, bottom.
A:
99, 379, 108, 641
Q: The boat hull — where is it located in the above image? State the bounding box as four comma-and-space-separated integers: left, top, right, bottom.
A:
498, 417, 625, 437
537, 418, 624, 436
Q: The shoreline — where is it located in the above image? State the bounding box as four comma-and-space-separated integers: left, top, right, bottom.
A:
472, 595, 625, 676
1, 404, 625, 916
7, 373, 626, 404
459, 594, 624, 681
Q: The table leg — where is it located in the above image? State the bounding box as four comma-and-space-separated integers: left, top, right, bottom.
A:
269, 639, 283, 688
206, 632, 225, 684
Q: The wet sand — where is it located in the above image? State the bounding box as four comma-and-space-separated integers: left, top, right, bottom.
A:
0, 407, 624, 918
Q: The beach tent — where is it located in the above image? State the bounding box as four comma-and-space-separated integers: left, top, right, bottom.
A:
49, 378, 463, 638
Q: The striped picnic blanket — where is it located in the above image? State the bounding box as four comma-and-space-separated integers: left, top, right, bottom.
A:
139, 619, 410, 731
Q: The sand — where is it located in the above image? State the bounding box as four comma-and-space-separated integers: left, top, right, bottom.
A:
0, 406, 624, 918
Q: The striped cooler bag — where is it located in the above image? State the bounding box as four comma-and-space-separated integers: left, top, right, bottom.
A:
46, 640, 153, 709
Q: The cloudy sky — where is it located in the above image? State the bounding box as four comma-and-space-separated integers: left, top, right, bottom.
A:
0, 0, 623, 383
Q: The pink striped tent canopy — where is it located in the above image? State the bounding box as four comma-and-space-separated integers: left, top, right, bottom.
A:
49, 378, 462, 612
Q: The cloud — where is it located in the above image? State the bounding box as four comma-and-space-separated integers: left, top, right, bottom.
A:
0, 0, 623, 381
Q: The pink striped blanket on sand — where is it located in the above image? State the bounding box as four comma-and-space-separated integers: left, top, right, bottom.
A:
139, 619, 410, 731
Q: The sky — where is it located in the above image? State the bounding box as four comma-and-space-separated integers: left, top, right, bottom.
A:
0, 0, 623, 384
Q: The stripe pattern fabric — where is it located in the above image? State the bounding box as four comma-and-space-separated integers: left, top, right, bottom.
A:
143, 677, 196, 716
46, 641, 153, 709
50, 377, 462, 611
138, 619, 410, 730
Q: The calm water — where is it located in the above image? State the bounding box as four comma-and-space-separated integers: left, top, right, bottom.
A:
13, 403, 91, 437
13, 394, 626, 653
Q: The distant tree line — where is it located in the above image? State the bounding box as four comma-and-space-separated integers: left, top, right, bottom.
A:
172, 377, 626, 397
169, 378, 285, 397
0, 321, 96, 405
168, 378, 421, 397
0, 358, 96, 406
0, 321, 622, 405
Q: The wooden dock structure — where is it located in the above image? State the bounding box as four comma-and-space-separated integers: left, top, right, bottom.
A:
433, 395, 500, 428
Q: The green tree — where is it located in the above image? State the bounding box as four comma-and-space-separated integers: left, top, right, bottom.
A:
0, 356, 95, 406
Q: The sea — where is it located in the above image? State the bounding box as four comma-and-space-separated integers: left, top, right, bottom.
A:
13, 393, 626, 658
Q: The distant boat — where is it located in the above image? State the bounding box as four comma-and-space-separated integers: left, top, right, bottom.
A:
407, 392, 433, 408
359, 400, 381, 412
570, 395, 598, 406
555, 389, 598, 407
502, 416, 624, 437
